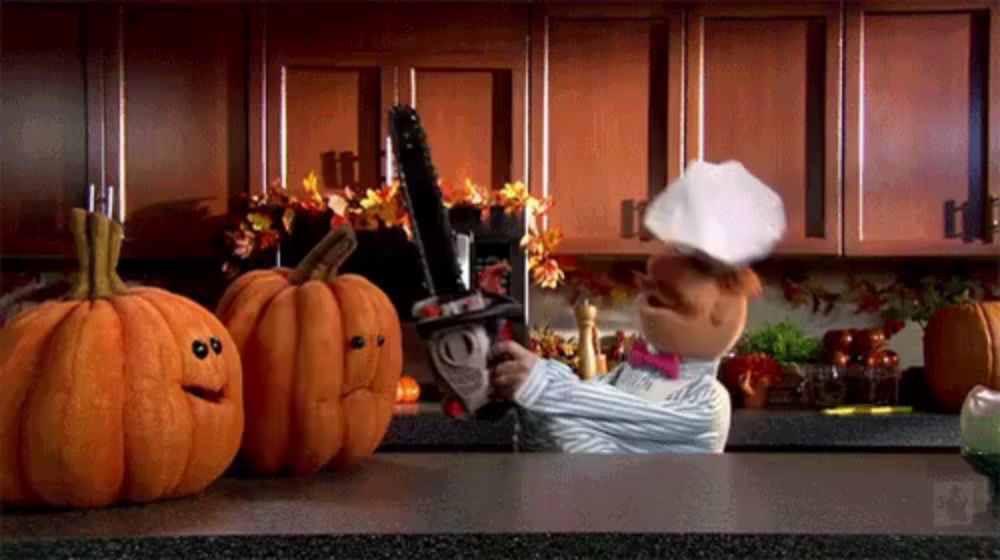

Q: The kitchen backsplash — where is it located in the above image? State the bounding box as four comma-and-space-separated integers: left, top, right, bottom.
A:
530, 259, 998, 370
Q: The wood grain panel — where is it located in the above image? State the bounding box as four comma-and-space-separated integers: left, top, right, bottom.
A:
1, 4, 89, 257
687, 4, 842, 256
543, 17, 672, 250
845, 7, 996, 256
413, 70, 512, 189
268, 4, 527, 193
119, 5, 247, 258
283, 67, 380, 193
268, 3, 528, 61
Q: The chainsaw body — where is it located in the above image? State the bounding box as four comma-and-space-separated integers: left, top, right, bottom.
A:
390, 105, 524, 420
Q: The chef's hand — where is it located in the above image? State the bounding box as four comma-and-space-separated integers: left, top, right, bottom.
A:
488, 340, 539, 401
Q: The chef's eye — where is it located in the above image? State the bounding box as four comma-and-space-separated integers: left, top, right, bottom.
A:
210, 337, 223, 355
377, 335, 386, 347
350, 336, 366, 349
192, 340, 210, 360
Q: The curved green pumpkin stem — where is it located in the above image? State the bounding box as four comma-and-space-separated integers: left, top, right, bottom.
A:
68, 209, 129, 300
288, 226, 358, 285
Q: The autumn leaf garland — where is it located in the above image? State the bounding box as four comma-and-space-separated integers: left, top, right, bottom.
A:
225, 172, 566, 289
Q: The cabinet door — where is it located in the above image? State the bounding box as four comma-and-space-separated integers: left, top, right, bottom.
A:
265, 3, 395, 199
266, 3, 528, 198
110, 5, 249, 258
686, 4, 842, 255
532, 5, 683, 255
844, 2, 999, 256
397, 4, 529, 190
1, 4, 93, 257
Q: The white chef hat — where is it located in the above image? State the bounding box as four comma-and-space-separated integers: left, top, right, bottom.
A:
643, 160, 786, 268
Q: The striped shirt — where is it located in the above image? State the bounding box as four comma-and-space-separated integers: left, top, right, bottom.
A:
513, 357, 731, 454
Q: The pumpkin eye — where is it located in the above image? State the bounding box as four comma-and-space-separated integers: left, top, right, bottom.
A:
210, 337, 223, 355
377, 335, 386, 347
192, 340, 210, 360
350, 336, 366, 349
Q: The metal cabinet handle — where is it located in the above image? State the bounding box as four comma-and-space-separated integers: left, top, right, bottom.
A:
105, 186, 116, 219
988, 195, 999, 243
621, 199, 636, 239
944, 200, 966, 239
621, 199, 652, 241
990, 195, 999, 232
637, 200, 652, 241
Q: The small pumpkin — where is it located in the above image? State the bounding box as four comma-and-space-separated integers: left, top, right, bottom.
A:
924, 302, 1000, 412
217, 227, 402, 475
0, 210, 243, 508
396, 376, 421, 404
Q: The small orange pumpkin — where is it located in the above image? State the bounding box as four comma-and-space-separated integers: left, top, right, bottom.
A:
0, 210, 243, 508
217, 227, 402, 475
924, 302, 1000, 412
396, 376, 421, 404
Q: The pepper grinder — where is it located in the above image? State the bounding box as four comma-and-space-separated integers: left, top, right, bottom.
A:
575, 300, 599, 380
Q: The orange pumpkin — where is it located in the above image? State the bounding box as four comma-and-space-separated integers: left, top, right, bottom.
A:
0, 210, 243, 508
924, 302, 1000, 412
217, 227, 402, 475
396, 376, 421, 404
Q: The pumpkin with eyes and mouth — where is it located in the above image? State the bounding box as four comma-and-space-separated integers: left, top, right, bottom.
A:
0, 210, 243, 508
217, 226, 402, 476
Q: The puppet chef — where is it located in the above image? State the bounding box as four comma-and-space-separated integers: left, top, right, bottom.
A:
490, 160, 787, 453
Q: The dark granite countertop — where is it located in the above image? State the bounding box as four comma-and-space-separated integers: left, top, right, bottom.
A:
380, 406, 961, 452
3, 453, 997, 558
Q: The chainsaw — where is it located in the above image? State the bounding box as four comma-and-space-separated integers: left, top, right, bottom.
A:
389, 105, 524, 420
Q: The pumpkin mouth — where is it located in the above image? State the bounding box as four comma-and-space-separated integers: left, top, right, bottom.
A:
183, 385, 225, 404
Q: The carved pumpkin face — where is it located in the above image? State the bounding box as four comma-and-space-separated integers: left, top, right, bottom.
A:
216, 227, 402, 476
0, 211, 243, 509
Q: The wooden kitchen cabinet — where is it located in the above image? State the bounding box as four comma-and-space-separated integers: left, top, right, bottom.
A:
844, 1, 1000, 256
532, 4, 684, 256
397, 4, 529, 191
1, 3, 251, 260
686, 3, 843, 255
266, 3, 528, 200
114, 4, 250, 258
1, 4, 94, 257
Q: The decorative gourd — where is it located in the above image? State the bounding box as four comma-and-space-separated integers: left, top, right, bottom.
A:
0, 210, 244, 508
396, 376, 421, 404
924, 302, 1000, 412
216, 227, 402, 475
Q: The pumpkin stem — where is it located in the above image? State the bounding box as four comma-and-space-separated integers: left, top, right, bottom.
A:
88, 213, 114, 299
108, 220, 129, 293
287, 226, 358, 285
69, 210, 128, 300
69, 209, 91, 299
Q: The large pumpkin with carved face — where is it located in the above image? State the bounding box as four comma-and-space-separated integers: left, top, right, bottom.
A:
216, 227, 402, 476
0, 210, 243, 508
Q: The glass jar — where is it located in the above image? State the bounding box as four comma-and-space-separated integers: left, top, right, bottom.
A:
767, 362, 810, 408
809, 363, 847, 408
869, 365, 902, 405
843, 364, 872, 403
